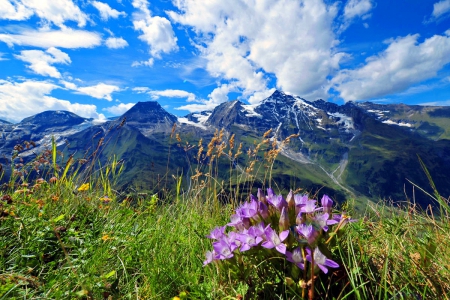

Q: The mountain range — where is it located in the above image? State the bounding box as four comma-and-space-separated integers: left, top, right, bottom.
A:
1, 90, 450, 208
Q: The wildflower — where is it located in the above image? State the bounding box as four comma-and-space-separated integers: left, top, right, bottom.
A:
321, 195, 333, 213
286, 190, 295, 209
213, 238, 235, 260
296, 223, 319, 246
279, 206, 290, 231
227, 214, 247, 230
236, 198, 258, 219
49, 177, 58, 184
237, 226, 264, 251
101, 234, 111, 242
267, 194, 288, 211
257, 188, 267, 203
77, 183, 90, 192
306, 247, 339, 274
100, 195, 111, 204
206, 226, 226, 240
258, 201, 269, 219
261, 224, 289, 254
285, 247, 305, 270
294, 194, 308, 215
314, 213, 338, 232
203, 250, 217, 266
300, 200, 319, 214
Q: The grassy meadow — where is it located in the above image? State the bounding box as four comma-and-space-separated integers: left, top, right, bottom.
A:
1, 131, 449, 299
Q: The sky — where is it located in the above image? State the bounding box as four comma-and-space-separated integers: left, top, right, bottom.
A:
0, 0, 450, 123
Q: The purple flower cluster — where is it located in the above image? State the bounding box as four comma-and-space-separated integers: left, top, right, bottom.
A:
204, 188, 356, 274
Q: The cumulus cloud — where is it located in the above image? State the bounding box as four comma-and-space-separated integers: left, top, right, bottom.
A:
132, 87, 197, 102
0, 0, 88, 27
175, 83, 236, 112
15, 47, 71, 78
432, 0, 450, 19
103, 103, 135, 115
77, 83, 121, 101
331, 33, 450, 101
92, 1, 126, 21
105, 37, 128, 49
0, 28, 102, 49
0, 79, 101, 123
168, 0, 344, 105
131, 58, 154, 67
132, 0, 178, 58
0, 0, 33, 21
343, 0, 373, 20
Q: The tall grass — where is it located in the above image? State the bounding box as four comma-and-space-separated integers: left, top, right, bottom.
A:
1, 127, 449, 299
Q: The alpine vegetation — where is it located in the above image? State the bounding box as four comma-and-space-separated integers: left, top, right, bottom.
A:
204, 188, 356, 299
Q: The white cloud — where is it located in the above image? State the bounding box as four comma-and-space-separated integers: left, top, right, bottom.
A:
146, 89, 197, 102
169, 0, 344, 105
432, 0, 450, 19
0, 79, 101, 123
131, 58, 154, 67
132, 0, 178, 58
15, 47, 71, 78
0, 0, 88, 27
0, 52, 7, 60
344, 0, 373, 20
103, 103, 135, 115
0, 28, 102, 49
77, 83, 121, 101
331, 33, 450, 101
175, 83, 236, 112
0, 0, 33, 21
105, 37, 128, 49
92, 1, 126, 21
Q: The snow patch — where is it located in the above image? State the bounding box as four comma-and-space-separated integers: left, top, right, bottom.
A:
192, 112, 211, 124
328, 112, 354, 130
177, 117, 207, 129
241, 104, 262, 118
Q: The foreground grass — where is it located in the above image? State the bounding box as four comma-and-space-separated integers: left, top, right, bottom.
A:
1, 179, 449, 299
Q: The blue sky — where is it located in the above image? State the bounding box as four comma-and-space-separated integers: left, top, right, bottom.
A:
0, 0, 450, 123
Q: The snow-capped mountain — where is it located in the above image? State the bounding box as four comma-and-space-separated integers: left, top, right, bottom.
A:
2, 90, 450, 207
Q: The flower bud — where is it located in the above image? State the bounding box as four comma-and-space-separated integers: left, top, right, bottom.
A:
279, 207, 290, 231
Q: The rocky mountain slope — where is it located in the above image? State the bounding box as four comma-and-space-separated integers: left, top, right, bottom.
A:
1, 91, 449, 207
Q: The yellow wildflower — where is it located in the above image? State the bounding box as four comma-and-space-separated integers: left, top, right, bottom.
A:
77, 183, 90, 192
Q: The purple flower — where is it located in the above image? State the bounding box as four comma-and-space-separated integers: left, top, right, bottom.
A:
258, 201, 269, 219
236, 198, 258, 219
266, 188, 275, 198
267, 194, 288, 211
332, 214, 357, 228
321, 195, 333, 213
261, 224, 289, 254
227, 214, 247, 231
306, 247, 339, 274
296, 223, 319, 245
257, 188, 266, 203
286, 190, 295, 209
279, 206, 290, 231
314, 213, 338, 232
213, 238, 235, 260
238, 226, 264, 251
206, 226, 226, 240
226, 232, 241, 252
203, 250, 216, 266
294, 194, 308, 215
285, 247, 305, 270
300, 200, 318, 214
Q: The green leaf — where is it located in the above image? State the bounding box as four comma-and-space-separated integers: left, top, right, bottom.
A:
52, 214, 65, 223
103, 270, 116, 279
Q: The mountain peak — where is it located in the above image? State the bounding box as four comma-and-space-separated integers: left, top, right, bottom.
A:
121, 101, 177, 124
20, 110, 87, 129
